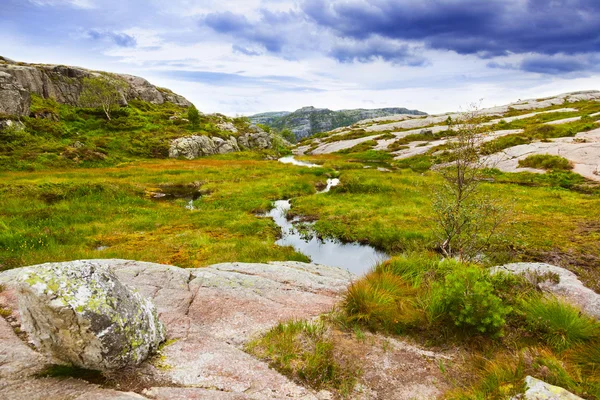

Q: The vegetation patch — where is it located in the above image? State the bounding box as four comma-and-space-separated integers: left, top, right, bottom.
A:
518, 154, 573, 171
246, 320, 360, 396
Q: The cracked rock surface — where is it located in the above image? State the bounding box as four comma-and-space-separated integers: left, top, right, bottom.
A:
0, 259, 354, 399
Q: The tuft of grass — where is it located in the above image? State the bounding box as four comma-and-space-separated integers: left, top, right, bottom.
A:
518, 154, 573, 171
375, 253, 456, 287
568, 341, 600, 379
520, 296, 599, 352
245, 320, 359, 395
343, 271, 422, 333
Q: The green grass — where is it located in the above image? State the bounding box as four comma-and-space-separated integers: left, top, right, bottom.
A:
343, 271, 420, 333
482, 120, 599, 155
518, 154, 573, 171
0, 156, 334, 270
342, 254, 600, 399
0, 95, 267, 171
520, 296, 599, 352
245, 320, 359, 395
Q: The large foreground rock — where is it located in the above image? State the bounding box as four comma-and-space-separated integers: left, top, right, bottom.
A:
492, 262, 600, 319
0, 260, 354, 399
0, 260, 454, 399
16, 261, 165, 371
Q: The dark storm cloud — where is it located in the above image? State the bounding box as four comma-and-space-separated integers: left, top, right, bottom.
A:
302, 0, 600, 57
199, 0, 600, 72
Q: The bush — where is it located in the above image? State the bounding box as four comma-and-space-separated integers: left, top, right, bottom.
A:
187, 105, 200, 127
429, 267, 511, 336
520, 296, 599, 352
518, 154, 573, 171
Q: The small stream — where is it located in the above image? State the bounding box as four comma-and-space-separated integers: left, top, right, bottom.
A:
273, 156, 389, 275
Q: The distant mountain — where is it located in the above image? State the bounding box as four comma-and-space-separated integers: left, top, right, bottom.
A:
249, 106, 427, 140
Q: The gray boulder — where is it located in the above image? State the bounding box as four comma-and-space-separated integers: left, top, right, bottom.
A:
492, 262, 600, 319
169, 135, 218, 159
512, 376, 583, 399
16, 260, 165, 371
169, 131, 279, 159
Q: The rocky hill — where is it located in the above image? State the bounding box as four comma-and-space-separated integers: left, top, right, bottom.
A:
295, 91, 600, 182
0, 56, 190, 117
0, 57, 287, 169
249, 106, 426, 140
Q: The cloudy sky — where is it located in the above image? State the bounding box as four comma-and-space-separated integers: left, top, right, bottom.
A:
2, 0, 600, 115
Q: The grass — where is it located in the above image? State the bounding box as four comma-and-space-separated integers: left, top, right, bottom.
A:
341, 253, 600, 399
0, 156, 334, 270
520, 296, 599, 352
481, 120, 599, 155
245, 319, 360, 396
343, 271, 420, 333
0, 95, 268, 171
518, 154, 573, 171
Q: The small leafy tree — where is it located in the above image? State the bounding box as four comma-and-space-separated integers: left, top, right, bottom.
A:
280, 128, 297, 143
79, 75, 127, 120
187, 104, 200, 128
432, 105, 511, 261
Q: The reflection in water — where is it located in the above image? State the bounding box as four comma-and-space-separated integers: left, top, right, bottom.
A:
278, 156, 320, 168
267, 200, 389, 275
319, 178, 340, 193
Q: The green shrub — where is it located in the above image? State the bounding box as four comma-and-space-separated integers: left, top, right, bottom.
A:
520, 296, 599, 352
187, 105, 200, 127
518, 154, 573, 171
429, 267, 511, 336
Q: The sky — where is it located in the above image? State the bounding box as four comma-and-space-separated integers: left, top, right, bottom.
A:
2, 0, 600, 116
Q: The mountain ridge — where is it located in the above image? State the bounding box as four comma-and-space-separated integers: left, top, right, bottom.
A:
249, 105, 427, 140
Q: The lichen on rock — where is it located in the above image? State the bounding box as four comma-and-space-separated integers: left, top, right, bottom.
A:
16, 260, 165, 371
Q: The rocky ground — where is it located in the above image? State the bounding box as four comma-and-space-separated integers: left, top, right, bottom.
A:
295, 91, 600, 182
0, 260, 455, 400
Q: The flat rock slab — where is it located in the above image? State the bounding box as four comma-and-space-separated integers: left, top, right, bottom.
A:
0, 260, 354, 400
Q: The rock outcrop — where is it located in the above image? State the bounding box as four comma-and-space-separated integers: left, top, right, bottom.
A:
492, 262, 600, 319
169, 128, 282, 159
0, 57, 191, 117
0, 260, 354, 399
249, 106, 427, 140
513, 376, 583, 400
15, 261, 165, 371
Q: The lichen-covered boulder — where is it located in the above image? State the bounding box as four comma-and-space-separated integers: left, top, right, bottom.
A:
16, 260, 165, 371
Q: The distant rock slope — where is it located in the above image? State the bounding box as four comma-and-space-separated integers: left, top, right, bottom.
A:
249, 106, 427, 140
0, 56, 191, 117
